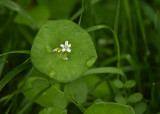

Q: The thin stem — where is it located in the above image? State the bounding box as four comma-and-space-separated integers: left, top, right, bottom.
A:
134, 0, 149, 56
86, 25, 121, 69
70, 8, 84, 21
52, 85, 86, 113
0, 50, 30, 57
114, 0, 120, 34
123, 0, 137, 58
17, 86, 50, 114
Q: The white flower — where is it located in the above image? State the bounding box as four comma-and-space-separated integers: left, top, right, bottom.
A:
60, 41, 71, 52
52, 41, 71, 61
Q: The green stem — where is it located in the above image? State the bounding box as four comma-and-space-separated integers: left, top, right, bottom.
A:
53, 85, 86, 113
0, 50, 30, 57
123, 0, 137, 58
86, 25, 121, 69
114, 0, 120, 34
0, 59, 31, 92
134, 0, 153, 91
134, 0, 149, 56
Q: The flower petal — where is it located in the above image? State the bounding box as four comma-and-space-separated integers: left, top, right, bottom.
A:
68, 44, 71, 47
65, 41, 68, 45
62, 48, 66, 52
60, 44, 64, 47
67, 48, 71, 52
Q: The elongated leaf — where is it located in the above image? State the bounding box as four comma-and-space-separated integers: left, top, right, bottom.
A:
0, 0, 38, 28
82, 67, 124, 76
15, 5, 50, 29
86, 25, 120, 68
0, 60, 31, 91
0, 50, 30, 57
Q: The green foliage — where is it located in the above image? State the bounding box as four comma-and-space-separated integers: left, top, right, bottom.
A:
113, 79, 124, 89
124, 80, 136, 89
92, 0, 117, 27
39, 107, 67, 114
20, 76, 67, 108
83, 67, 124, 76
0, 60, 31, 91
128, 93, 143, 103
18, 68, 69, 109
0, 0, 38, 28
65, 78, 87, 103
0, 50, 30, 57
31, 79, 49, 93
31, 20, 97, 82
114, 96, 127, 105
0, 0, 160, 113
53, 93, 68, 109
84, 102, 135, 114
84, 75, 112, 98
37, 0, 78, 19
134, 102, 147, 114
15, 5, 50, 29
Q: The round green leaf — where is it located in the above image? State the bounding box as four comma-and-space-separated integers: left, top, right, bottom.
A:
39, 107, 67, 114
18, 68, 69, 108
32, 79, 49, 93
113, 79, 124, 88
134, 102, 147, 114
31, 20, 97, 82
21, 76, 67, 107
64, 78, 87, 103
128, 93, 143, 103
124, 80, 136, 89
53, 93, 68, 109
84, 102, 135, 114
115, 96, 128, 105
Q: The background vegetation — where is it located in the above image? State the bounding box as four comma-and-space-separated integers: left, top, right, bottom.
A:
0, 0, 160, 114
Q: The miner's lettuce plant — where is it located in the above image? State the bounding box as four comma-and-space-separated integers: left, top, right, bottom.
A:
0, 19, 134, 114
0, 0, 160, 114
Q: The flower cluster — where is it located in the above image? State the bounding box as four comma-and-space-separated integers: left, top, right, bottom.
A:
53, 41, 71, 60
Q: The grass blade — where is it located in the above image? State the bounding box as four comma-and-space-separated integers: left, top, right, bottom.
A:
134, 0, 149, 55
82, 67, 124, 76
114, 0, 120, 34
0, 0, 38, 29
86, 25, 121, 68
0, 50, 30, 57
0, 60, 31, 92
